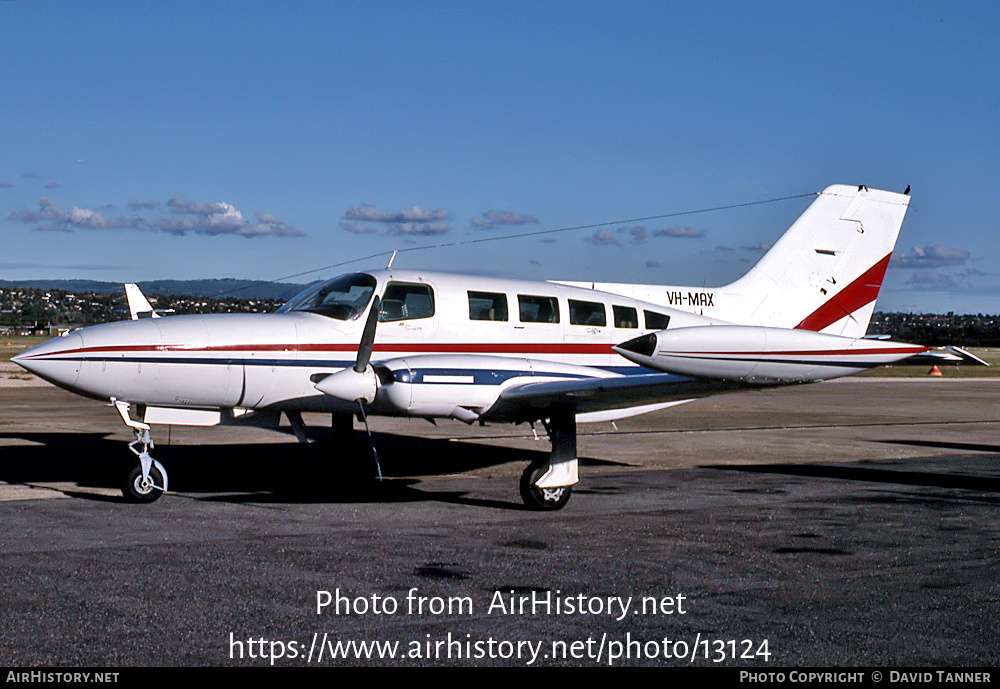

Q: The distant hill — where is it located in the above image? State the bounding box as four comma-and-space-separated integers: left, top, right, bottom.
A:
0, 278, 310, 301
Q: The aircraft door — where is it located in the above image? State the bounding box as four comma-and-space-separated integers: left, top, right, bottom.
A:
378, 280, 439, 349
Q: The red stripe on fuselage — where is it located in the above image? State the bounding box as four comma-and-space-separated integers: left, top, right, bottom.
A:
23, 342, 619, 358
795, 253, 892, 332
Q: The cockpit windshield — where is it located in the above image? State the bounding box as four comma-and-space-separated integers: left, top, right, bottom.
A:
277, 273, 377, 320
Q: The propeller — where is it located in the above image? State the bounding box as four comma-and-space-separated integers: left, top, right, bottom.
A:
356, 296, 382, 479
314, 295, 384, 479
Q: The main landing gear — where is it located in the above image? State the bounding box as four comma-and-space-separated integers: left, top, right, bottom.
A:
113, 400, 168, 503
107, 398, 580, 509
519, 410, 578, 511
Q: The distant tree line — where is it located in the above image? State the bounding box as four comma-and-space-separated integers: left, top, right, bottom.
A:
868, 312, 1000, 347
0, 287, 284, 327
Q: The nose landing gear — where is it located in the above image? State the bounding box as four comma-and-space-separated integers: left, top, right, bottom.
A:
113, 399, 169, 503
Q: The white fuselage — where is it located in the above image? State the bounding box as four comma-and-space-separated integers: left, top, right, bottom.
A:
17, 269, 717, 414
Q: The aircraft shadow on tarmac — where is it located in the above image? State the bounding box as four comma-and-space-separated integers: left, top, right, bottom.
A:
875, 438, 1000, 454
0, 430, 625, 510
712, 459, 1000, 499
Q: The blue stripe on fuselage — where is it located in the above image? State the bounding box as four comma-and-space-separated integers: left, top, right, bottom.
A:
39, 354, 657, 377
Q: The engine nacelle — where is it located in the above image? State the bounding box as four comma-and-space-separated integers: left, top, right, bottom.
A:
315, 354, 617, 422
379, 355, 618, 420
613, 325, 928, 383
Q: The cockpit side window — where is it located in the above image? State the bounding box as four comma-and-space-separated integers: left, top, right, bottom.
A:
380, 282, 435, 322
278, 273, 377, 320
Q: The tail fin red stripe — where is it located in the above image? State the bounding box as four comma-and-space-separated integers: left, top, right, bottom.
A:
794, 253, 892, 332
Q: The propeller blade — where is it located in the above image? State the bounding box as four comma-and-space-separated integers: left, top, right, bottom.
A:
355, 295, 380, 374
357, 400, 383, 481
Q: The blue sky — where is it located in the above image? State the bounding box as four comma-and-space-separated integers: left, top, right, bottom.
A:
1, 1, 998, 313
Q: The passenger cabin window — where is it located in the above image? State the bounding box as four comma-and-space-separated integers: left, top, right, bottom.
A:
277, 272, 376, 321
613, 305, 639, 329
569, 299, 606, 327
468, 291, 508, 321
643, 310, 670, 330
518, 295, 559, 323
380, 282, 435, 321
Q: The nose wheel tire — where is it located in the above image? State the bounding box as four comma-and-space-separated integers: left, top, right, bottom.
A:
519, 462, 572, 511
124, 465, 164, 503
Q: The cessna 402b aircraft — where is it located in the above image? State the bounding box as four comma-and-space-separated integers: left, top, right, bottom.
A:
14, 184, 942, 510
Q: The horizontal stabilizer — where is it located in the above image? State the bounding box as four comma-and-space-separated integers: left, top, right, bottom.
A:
893, 346, 989, 367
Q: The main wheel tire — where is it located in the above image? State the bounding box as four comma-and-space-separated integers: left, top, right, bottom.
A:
123, 465, 164, 503
519, 462, 572, 511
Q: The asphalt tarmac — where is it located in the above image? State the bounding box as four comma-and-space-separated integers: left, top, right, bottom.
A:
1, 379, 998, 667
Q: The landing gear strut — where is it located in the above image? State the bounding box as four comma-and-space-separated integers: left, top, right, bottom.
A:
113, 400, 168, 503
519, 409, 578, 511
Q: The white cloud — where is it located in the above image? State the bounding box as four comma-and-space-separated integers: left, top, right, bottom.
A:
891, 245, 970, 268
10, 195, 301, 238
8, 197, 64, 223
342, 203, 452, 236
344, 203, 450, 223
167, 195, 234, 216
387, 221, 451, 236
341, 221, 378, 234
151, 201, 302, 237
903, 270, 1000, 295
10, 198, 140, 231
905, 272, 958, 290
471, 209, 539, 229
585, 228, 620, 246
66, 206, 140, 229
653, 226, 705, 239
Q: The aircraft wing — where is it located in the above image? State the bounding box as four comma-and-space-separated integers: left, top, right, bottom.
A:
482, 373, 742, 422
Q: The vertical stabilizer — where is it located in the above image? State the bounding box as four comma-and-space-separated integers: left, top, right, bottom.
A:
124, 283, 159, 320
721, 185, 910, 337
555, 184, 910, 338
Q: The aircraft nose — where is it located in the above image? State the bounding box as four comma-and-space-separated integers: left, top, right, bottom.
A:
12, 332, 84, 388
